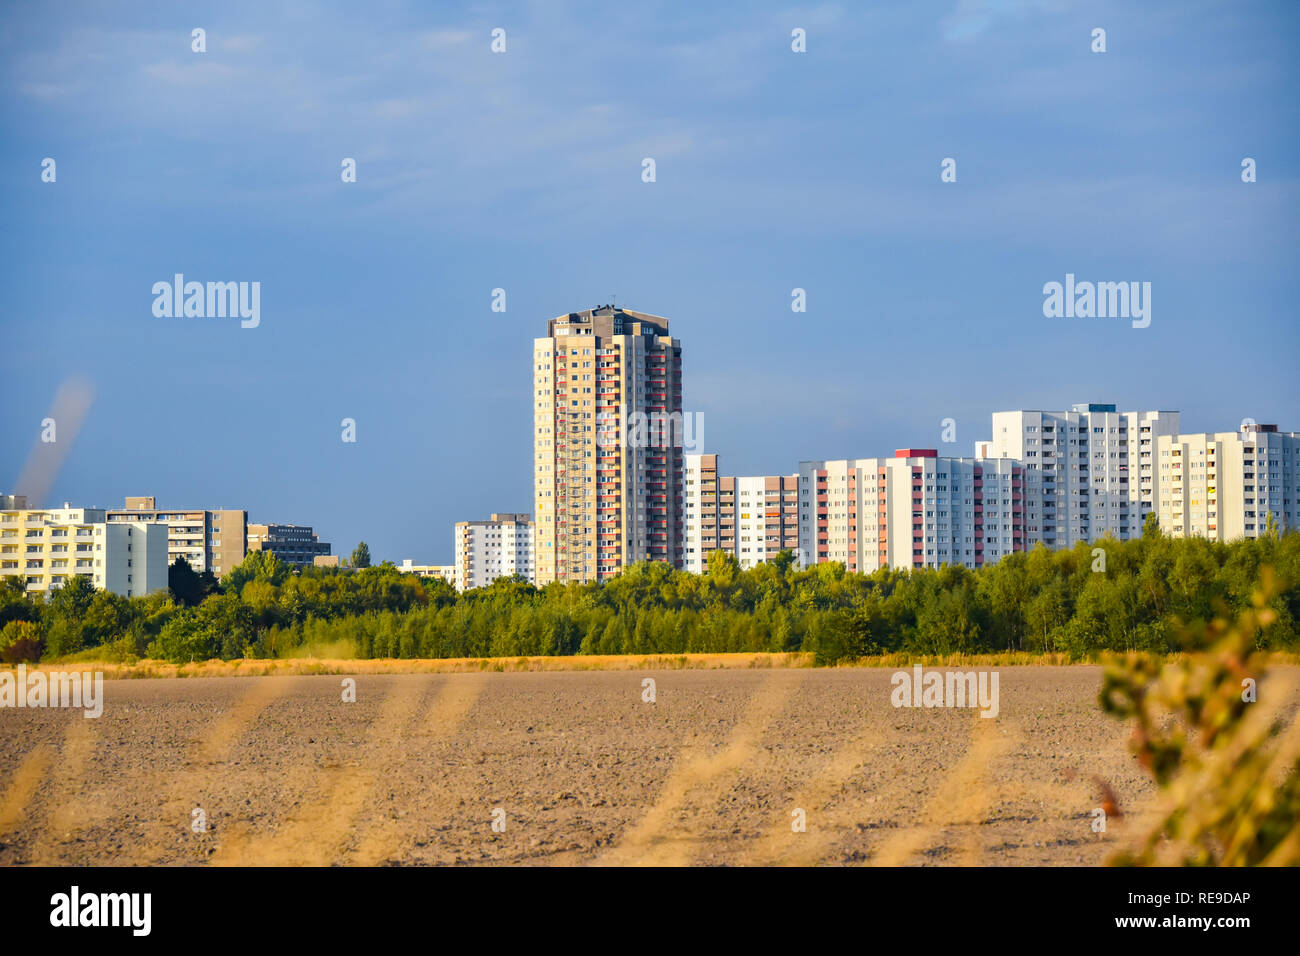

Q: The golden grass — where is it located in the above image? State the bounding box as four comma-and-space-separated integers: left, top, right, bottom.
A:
7, 652, 809, 680
10, 649, 1299, 680
866, 650, 1300, 669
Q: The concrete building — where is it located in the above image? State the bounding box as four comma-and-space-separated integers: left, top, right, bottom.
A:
397, 560, 456, 585
797, 451, 1025, 572
454, 513, 535, 591
683, 454, 799, 573
108, 497, 247, 577
1157, 424, 1300, 540
247, 523, 332, 568
533, 305, 684, 584
980, 404, 1179, 548
1125, 410, 1182, 527
0, 501, 168, 597
98, 521, 170, 597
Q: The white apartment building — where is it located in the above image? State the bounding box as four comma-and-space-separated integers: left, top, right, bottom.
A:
454, 513, 536, 591
1157, 424, 1300, 540
683, 454, 799, 573
0, 500, 169, 597
797, 451, 1024, 572
1125, 410, 1182, 525
981, 404, 1180, 547
98, 522, 170, 596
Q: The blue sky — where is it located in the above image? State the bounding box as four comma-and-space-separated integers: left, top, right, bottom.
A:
1, 0, 1297, 564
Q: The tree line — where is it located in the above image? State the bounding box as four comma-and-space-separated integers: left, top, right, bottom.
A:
2, 522, 1297, 666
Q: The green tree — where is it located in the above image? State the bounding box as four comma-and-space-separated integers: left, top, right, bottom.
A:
223, 550, 291, 592
351, 542, 372, 569
47, 573, 95, 624
168, 556, 217, 607
150, 609, 219, 662
0, 619, 42, 663
0, 575, 37, 628
7, 524, 1292, 665
83, 590, 135, 648
40, 574, 96, 656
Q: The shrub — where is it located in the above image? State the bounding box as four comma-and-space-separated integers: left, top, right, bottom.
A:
0, 619, 43, 664
1101, 568, 1300, 865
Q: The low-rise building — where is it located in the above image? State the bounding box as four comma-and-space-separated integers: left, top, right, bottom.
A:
397, 559, 456, 585
247, 523, 332, 568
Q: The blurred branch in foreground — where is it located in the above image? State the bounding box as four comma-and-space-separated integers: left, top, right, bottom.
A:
1101, 568, 1300, 865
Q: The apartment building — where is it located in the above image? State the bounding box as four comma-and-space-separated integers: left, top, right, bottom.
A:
1126, 410, 1182, 523
683, 454, 799, 572
107, 497, 247, 576
981, 404, 1179, 548
247, 523, 332, 568
1157, 424, 1300, 540
797, 451, 1024, 572
533, 305, 684, 584
0, 501, 168, 597
397, 560, 457, 585
454, 513, 535, 591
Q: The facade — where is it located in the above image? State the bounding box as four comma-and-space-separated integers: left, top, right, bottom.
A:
98, 522, 170, 596
397, 560, 456, 585
981, 404, 1179, 548
683, 454, 799, 572
1157, 424, 1300, 540
1125, 410, 1182, 527
0, 502, 168, 597
247, 523, 332, 567
107, 497, 247, 577
798, 451, 1024, 572
533, 305, 684, 584
454, 513, 535, 591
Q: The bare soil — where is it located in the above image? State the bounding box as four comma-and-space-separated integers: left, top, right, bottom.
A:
0, 667, 1201, 866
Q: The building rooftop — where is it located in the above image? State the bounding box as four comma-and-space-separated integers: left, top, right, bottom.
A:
547, 305, 671, 338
